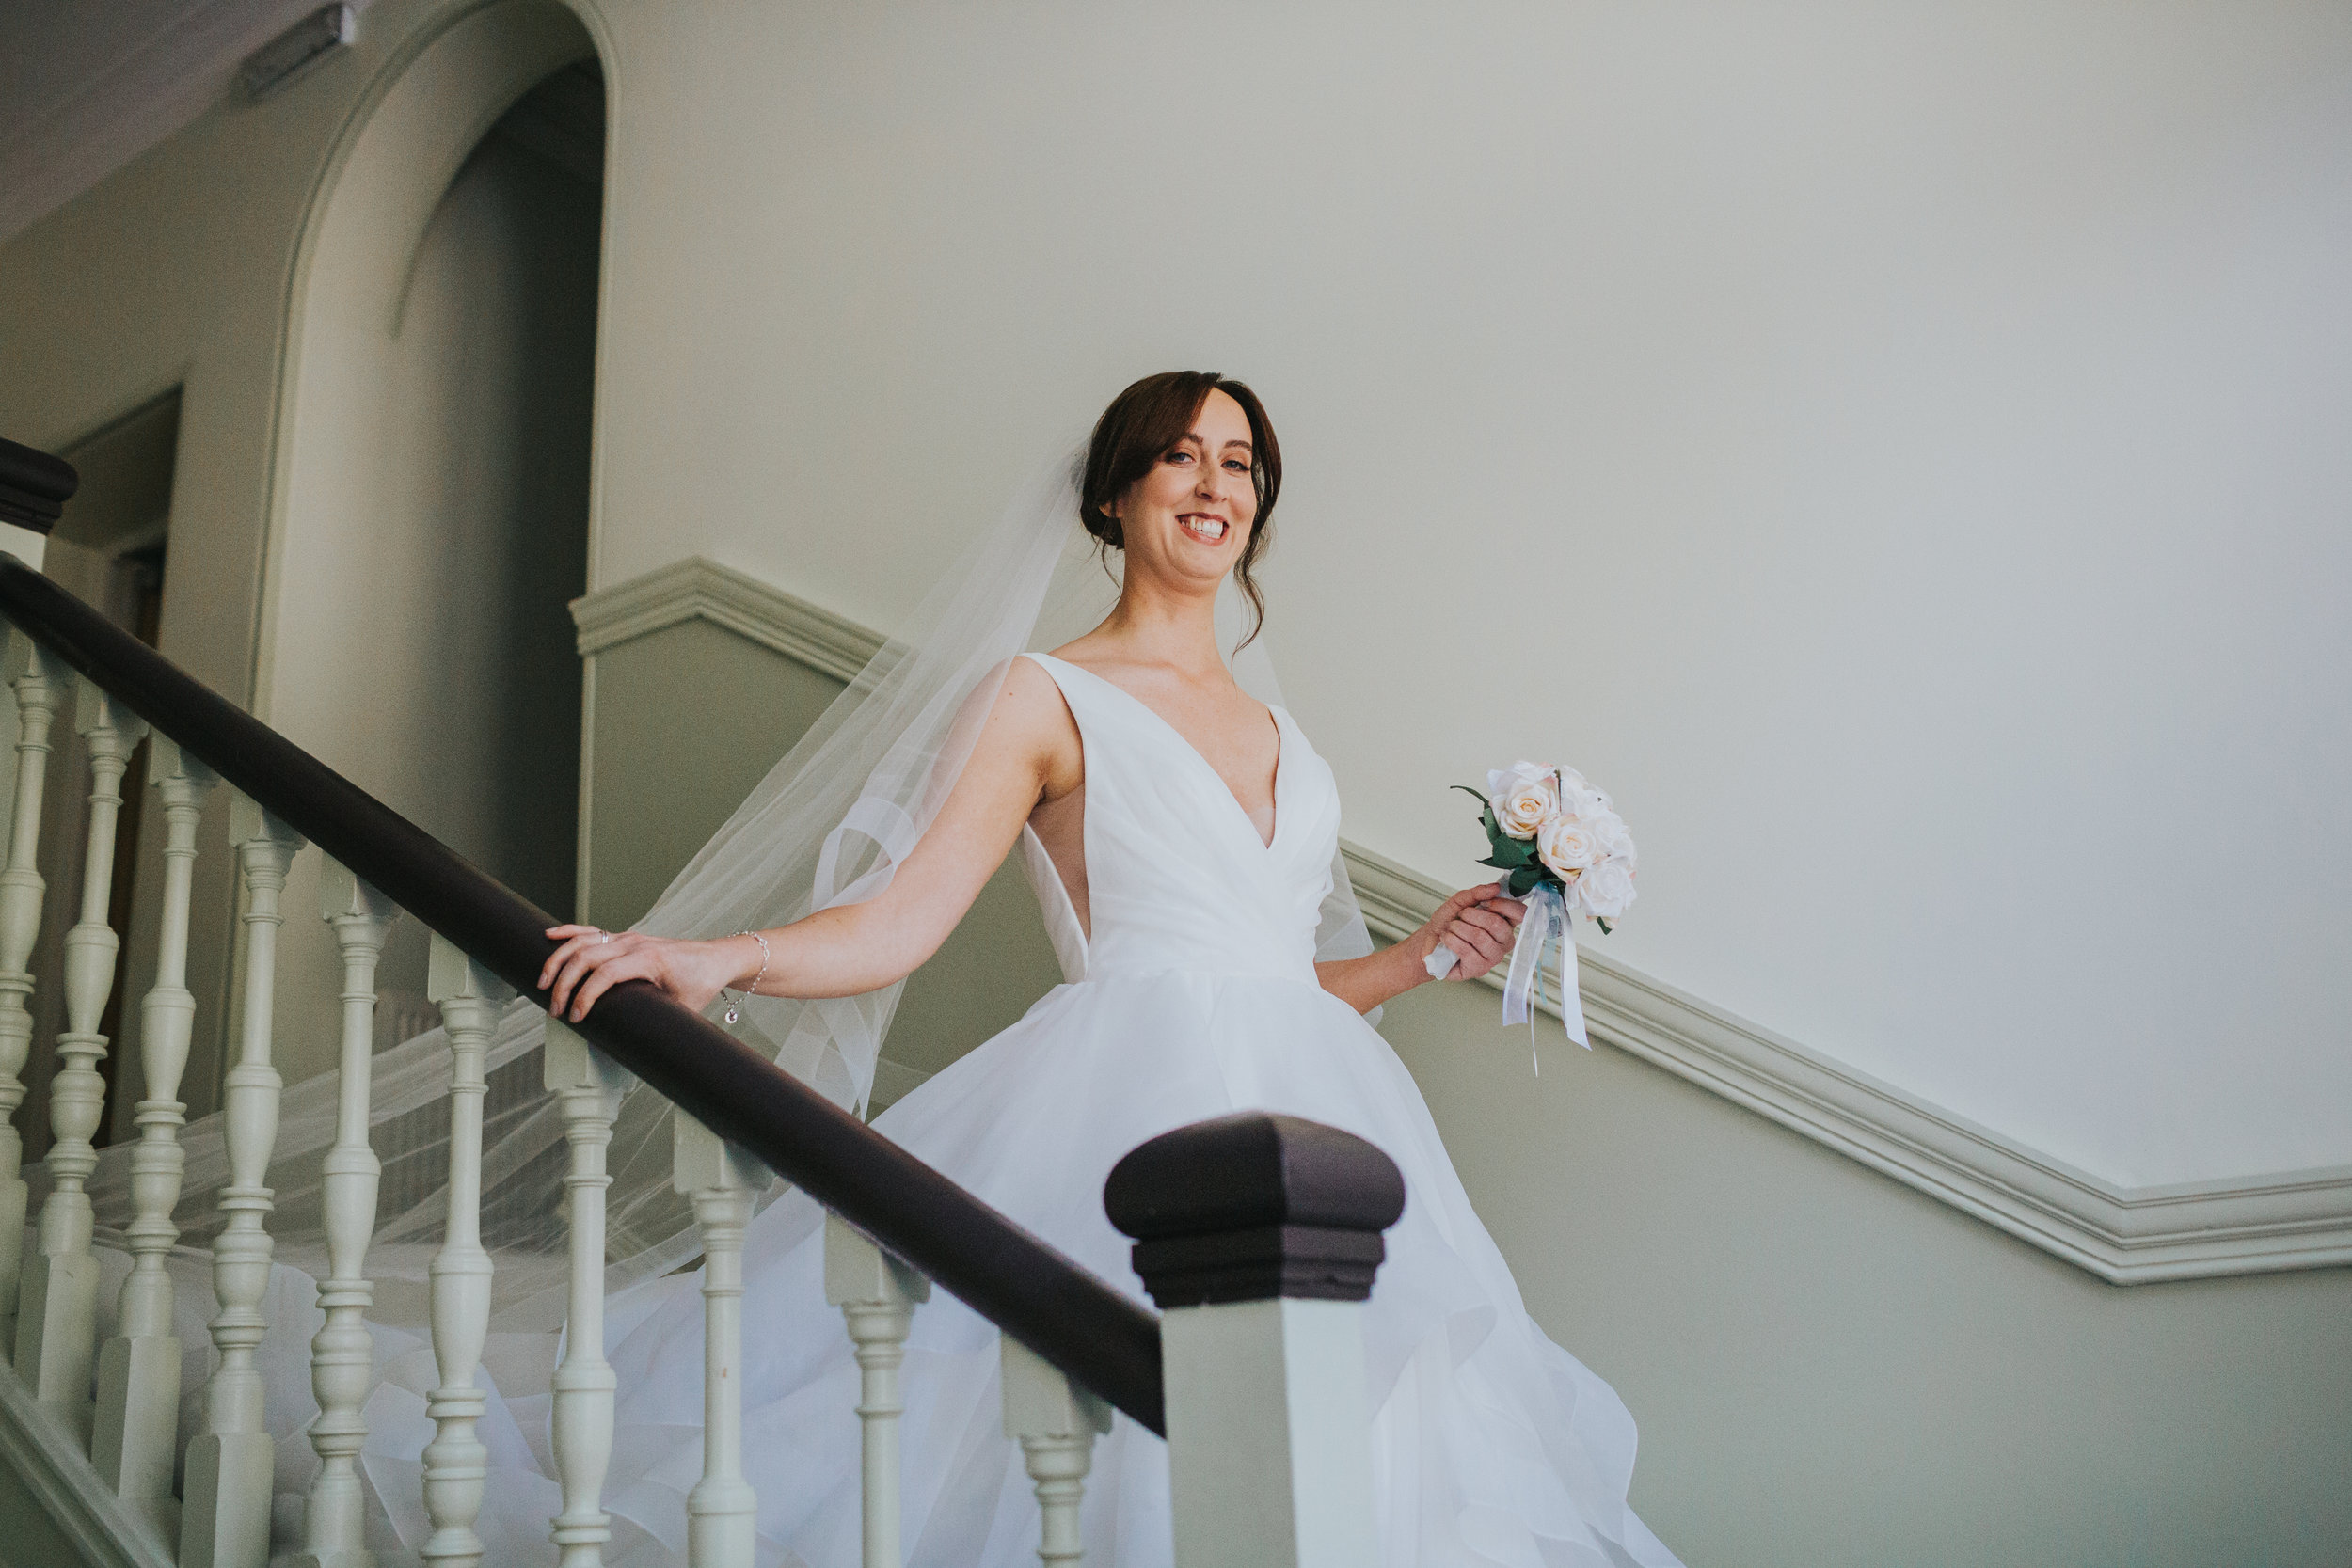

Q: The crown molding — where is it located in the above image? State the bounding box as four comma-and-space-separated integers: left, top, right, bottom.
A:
581, 556, 2352, 1285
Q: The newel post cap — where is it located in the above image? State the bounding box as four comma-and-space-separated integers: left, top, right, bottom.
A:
1104, 1112, 1406, 1309
0, 437, 74, 534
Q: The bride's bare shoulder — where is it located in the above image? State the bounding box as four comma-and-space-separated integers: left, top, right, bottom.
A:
996, 651, 1068, 705
987, 654, 1083, 795
979, 653, 1080, 741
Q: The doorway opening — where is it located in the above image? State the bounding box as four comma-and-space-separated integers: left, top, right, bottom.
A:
382, 56, 602, 924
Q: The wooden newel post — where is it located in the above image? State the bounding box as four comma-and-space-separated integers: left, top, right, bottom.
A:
1104, 1112, 1406, 1568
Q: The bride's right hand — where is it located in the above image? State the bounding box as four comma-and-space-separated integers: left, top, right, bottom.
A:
539, 926, 750, 1022
1417, 885, 1526, 983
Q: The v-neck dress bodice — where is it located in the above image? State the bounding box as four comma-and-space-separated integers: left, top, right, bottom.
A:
1015, 651, 1336, 988
565, 663, 1685, 1568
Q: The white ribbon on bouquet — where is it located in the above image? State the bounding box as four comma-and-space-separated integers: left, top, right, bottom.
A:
1424, 877, 1590, 1070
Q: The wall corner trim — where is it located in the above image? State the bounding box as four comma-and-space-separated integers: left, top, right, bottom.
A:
0, 1359, 175, 1568
571, 555, 878, 681
577, 556, 2352, 1285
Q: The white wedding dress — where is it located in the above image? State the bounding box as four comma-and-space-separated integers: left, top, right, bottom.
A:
569, 652, 1681, 1568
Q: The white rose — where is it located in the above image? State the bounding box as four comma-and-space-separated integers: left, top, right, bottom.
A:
1486, 761, 1558, 840
1554, 765, 1613, 817
1487, 760, 1552, 798
1537, 812, 1608, 878
1593, 810, 1637, 871
1575, 856, 1637, 920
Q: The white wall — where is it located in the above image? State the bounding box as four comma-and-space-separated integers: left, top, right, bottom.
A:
574, 0, 2352, 1189
0, 0, 2344, 1192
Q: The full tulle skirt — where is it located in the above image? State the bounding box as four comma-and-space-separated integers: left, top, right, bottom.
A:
587, 971, 1678, 1568
165, 969, 1677, 1566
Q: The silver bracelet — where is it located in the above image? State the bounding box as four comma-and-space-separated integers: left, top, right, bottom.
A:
723, 930, 771, 1026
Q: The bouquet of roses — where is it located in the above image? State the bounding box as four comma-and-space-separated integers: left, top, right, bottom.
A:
1426, 761, 1637, 1060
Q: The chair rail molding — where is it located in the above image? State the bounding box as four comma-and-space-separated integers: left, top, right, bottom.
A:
569, 557, 2352, 1285
1341, 847, 2352, 1285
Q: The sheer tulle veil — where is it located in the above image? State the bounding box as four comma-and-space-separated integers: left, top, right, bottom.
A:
82, 436, 1377, 1339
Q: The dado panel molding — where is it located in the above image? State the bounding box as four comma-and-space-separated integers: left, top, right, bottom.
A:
572, 559, 2352, 1284
1342, 848, 2352, 1284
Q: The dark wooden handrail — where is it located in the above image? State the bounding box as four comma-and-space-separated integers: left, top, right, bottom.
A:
0, 550, 1167, 1433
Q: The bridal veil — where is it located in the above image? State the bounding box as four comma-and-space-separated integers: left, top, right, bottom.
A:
81, 437, 1379, 1344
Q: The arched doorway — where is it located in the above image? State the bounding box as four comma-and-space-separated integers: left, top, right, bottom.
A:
260, 2, 605, 1087
368, 56, 601, 922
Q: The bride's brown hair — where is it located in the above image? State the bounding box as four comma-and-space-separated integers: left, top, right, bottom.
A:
1081, 371, 1282, 649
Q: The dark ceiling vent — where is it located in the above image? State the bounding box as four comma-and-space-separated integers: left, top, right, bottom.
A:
241, 4, 354, 102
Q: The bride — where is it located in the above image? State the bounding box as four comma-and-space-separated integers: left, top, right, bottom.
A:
527, 372, 1683, 1568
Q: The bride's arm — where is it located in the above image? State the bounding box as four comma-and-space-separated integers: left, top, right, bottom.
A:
539, 660, 1076, 1022
1314, 885, 1525, 1015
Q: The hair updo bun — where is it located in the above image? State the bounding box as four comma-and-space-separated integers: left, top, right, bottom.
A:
1079, 371, 1282, 649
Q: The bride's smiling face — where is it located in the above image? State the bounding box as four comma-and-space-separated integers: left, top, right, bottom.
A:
1105, 388, 1259, 591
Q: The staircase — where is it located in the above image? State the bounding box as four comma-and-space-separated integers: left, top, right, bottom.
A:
0, 436, 1406, 1568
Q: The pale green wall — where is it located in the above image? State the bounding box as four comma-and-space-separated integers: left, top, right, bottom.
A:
0, 1465, 83, 1568
1383, 976, 2352, 1568
580, 621, 836, 931
588, 616, 2352, 1568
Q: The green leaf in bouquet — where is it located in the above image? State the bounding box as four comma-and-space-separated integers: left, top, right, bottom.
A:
1596, 917, 1613, 936
1477, 835, 1535, 870
1505, 863, 1546, 897
1449, 784, 1492, 808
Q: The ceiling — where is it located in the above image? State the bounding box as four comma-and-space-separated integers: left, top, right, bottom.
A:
0, 0, 363, 245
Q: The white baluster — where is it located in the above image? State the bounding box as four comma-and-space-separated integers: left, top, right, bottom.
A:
15, 680, 146, 1443
1000, 1337, 1112, 1568
420, 936, 514, 1568
824, 1213, 930, 1568
182, 796, 306, 1568
92, 736, 216, 1539
545, 1019, 630, 1568
294, 862, 397, 1568
0, 633, 65, 1358
678, 1117, 764, 1568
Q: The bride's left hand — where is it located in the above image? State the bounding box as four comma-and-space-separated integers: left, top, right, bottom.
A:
1414, 884, 1526, 983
